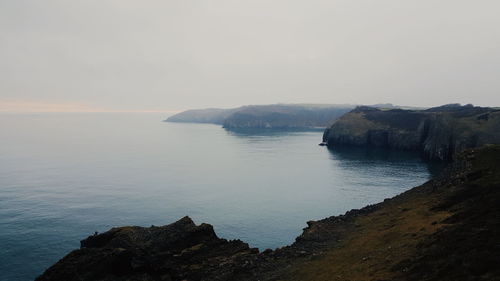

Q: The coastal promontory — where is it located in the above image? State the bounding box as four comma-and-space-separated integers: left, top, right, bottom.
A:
323, 104, 500, 161
166, 104, 353, 129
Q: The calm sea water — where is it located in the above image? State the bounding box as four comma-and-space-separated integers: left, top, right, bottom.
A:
0, 113, 435, 281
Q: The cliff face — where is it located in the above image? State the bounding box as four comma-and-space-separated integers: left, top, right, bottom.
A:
324, 104, 500, 161
37, 145, 500, 281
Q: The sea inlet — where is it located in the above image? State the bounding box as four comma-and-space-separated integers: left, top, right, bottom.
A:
0, 113, 436, 280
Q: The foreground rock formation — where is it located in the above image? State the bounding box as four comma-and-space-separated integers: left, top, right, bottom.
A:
323, 104, 500, 161
37, 145, 500, 281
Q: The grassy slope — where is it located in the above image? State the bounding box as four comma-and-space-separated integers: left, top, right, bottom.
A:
279, 145, 500, 281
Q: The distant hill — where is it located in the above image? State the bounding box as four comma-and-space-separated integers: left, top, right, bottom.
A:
323, 103, 500, 161
166, 103, 427, 129
165, 104, 355, 129
164, 108, 238, 124
221, 104, 354, 129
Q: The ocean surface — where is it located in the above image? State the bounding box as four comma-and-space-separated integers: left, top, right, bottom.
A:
0, 113, 437, 281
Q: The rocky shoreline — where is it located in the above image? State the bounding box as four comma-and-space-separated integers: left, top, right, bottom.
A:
37, 145, 500, 280
36, 200, 377, 281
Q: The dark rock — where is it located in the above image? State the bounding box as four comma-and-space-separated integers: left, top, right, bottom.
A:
36, 216, 260, 281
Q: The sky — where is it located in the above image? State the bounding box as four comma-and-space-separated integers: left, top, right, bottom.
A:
1, 0, 499, 112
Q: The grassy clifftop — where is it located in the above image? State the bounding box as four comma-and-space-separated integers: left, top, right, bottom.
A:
282, 145, 500, 281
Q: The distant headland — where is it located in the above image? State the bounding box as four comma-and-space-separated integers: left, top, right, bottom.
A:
323, 103, 500, 161
37, 103, 500, 281
165, 103, 423, 130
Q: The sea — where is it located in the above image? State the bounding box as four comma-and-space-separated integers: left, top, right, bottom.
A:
0, 113, 437, 281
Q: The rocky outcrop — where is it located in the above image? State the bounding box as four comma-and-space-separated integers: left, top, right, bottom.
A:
36, 216, 260, 281
324, 104, 500, 161
36, 209, 368, 281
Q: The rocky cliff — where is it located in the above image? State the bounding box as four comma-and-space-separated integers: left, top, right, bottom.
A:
323, 104, 500, 161
37, 145, 500, 281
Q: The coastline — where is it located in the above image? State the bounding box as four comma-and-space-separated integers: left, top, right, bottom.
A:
37, 145, 500, 280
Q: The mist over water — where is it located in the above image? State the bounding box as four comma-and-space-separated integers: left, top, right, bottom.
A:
0, 113, 433, 280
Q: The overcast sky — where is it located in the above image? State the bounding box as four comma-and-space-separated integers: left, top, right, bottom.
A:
1, 0, 499, 112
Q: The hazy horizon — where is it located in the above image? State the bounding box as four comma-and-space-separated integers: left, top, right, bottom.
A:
1, 1, 499, 112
